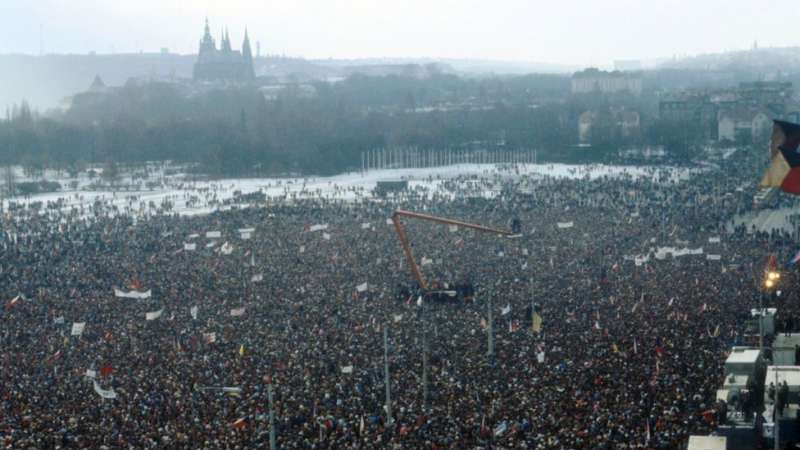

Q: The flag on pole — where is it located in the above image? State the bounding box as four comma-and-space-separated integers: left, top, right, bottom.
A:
501, 304, 511, 316
532, 312, 542, 333
71, 322, 86, 336
760, 120, 800, 193
788, 249, 800, 266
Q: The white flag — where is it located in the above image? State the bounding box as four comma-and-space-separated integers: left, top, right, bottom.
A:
54, 316, 65, 324
187, 233, 199, 239
203, 332, 217, 343
93, 380, 117, 399
145, 308, 164, 321
190, 306, 198, 320
536, 351, 545, 363
299, 245, 305, 254
240, 232, 252, 240
356, 282, 368, 293
206, 241, 216, 248
238, 228, 255, 234
421, 257, 433, 266
230, 307, 246, 317
322, 232, 331, 240
706, 254, 721, 261
361, 222, 371, 229
386, 218, 393, 225
708, 237, 721, 243
341, 365, 354, 374
206, 231, 222, 239
393, 314, 403, 323
184, 243, 197, 251
85, 369, 97, 379
522, 248, 529, 256
449, 224, 458, 232
219, 242, 234, 255
557, 221, 574, 229
251, 274, 263, 282
309, 224, 328, 232
501, 304, 511, 315
71, 322, 86, 336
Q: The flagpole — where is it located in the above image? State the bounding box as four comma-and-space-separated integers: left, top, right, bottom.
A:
422, 296, 429, 409
268, 379, 276, 450
487, 295, 494, 362
383, 324, 393, 426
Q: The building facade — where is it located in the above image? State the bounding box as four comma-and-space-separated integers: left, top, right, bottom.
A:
571, 68, 642, 95
193, 19, 255, 83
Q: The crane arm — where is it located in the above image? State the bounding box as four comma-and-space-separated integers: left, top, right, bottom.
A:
391, 209, 513, 291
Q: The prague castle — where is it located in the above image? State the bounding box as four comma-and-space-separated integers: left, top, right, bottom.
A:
193, 19, 255, 82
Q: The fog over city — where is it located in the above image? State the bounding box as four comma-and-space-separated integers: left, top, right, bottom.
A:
2, 0, 799, 63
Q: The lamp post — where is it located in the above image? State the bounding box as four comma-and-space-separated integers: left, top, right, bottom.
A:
761, 271, 780, 350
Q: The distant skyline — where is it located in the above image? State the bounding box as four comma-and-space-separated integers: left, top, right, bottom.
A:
1, 0, 799, 66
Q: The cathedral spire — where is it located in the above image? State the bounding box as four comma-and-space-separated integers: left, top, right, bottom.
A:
242, 27, 255, 81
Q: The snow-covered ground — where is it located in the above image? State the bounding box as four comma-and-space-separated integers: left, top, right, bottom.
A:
3, 162, 695, 218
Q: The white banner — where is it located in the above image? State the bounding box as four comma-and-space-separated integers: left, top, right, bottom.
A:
386, 218, 393, 225
356, 282, 368, 293
537, 351, 545, 363
708, 237, 721, 243
206, 231, 222, 239
85, 369, 97, 379
421, 257, 433, 266
71, 322, 86, 336
634, 255, 649, 267
393, 314, 403, 323
54, 316, 65, 324
522, 248, 529, 256
184, 243, 197, 251
654, 246, 704, 260
341, 365, 354, 374
114, 289, 152, 299
230, 307, 246, 317
309, 224, 328, 232
449, 224, 458, 232
190, 306, 198, 320
299, 245, 305, 254
145, 308, 164, 321
93, 381, 117, 399
556, 221, 574, 229
238, 228, 255, 234
251, 274, 263, 282
240, 232, 252, 240
322, 233, 331, 240
187, 233, 199, 239
706, 254, 722, 261
361, 223, 371, 229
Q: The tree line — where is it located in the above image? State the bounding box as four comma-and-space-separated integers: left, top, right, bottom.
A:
0, 73, 708, 177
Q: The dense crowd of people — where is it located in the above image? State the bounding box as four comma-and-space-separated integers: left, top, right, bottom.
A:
1, 153, 798, 449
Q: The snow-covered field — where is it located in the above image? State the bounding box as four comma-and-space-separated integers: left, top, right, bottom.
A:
3, 162, 695, 218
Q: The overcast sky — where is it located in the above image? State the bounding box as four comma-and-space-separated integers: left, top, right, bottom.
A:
1, 0, 799, 66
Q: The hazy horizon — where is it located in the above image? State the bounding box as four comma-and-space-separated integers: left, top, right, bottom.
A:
3, 0, 800, 67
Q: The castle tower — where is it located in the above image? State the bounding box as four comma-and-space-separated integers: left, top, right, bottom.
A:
242, 28, 255, 81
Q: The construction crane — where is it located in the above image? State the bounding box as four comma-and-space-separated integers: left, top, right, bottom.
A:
390, 209, 514, 291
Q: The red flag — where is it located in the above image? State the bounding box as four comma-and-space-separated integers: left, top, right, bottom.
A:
130, 279, 142, 290
100, 365, 113, 377
232, 418, 247, 429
